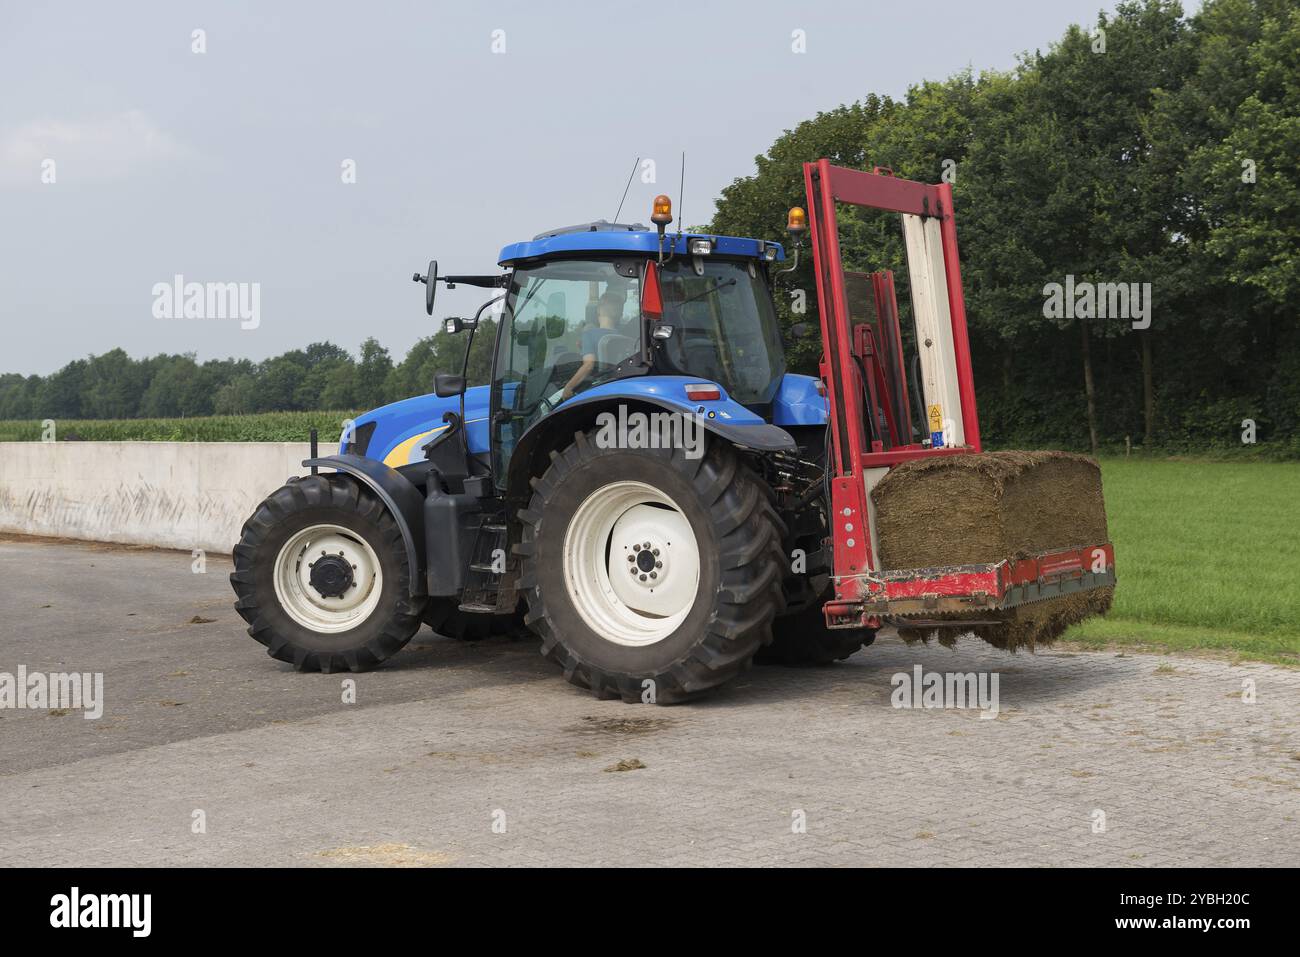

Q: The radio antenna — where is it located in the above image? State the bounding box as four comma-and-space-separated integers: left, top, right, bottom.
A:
662, 151, 687, 265
676, 151, 686, 237
613, 157, 640, 224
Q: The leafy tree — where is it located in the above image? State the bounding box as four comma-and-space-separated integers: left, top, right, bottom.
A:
355, 338, 393, 410
81, 349, 147, 419
36, 359, 89, 419
319, 362, 359, 409
295, 357, 351, 410
139, 354, 220, 417
213, 374, 259, 415
258, 355, 309, 412
303, 341, 352, 367
0, 374, 38, 420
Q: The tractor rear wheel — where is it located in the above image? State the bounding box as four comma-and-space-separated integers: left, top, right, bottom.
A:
517, 431, 786, 703
231, 474, 426, 672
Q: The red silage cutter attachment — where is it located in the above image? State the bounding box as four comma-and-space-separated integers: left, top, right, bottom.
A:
802, 160, 1116, 635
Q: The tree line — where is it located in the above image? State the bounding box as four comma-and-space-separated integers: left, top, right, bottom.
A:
708, 0, 1297, 454
0, 323, 496, 421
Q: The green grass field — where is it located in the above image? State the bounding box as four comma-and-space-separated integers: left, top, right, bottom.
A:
1064, 458, 1300, 664
0, 411, 359, 443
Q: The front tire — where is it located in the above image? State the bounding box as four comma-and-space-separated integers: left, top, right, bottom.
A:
231, 474, 426, 672
517, 432, 786, 704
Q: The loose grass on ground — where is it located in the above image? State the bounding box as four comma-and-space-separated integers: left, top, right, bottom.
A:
1064, 457, 1300, 665
0, 411, 360, 443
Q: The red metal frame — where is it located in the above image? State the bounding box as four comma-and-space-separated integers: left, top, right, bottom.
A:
871, 270, 912, 440
937, 182, 981, 452
804, 160, 1109, 627
804, 159, 985, 575
822, 543, 1116, 629
852, 323, 903, 448
805, 160, 872, 578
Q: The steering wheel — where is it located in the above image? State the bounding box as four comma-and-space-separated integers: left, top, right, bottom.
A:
536, 387, 566, 415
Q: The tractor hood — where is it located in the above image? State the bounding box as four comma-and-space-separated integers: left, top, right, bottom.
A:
344, 385, 492, 468
346, 373, 826, 470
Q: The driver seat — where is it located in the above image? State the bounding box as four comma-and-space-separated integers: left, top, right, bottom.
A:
597, 334, 637, 366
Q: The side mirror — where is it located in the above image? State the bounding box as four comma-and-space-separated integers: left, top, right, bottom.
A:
434, 372, 466, 398
412, 260, 439, 315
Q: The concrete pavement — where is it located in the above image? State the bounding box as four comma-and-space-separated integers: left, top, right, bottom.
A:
1, 537, 1296, 866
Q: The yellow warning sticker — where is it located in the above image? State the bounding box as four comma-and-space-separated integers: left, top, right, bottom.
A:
928, 404, 943, 432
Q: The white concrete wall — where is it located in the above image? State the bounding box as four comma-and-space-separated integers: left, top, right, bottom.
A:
0, 442, 313, 554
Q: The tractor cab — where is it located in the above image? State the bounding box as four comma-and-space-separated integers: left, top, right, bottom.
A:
490, 215, 789, 483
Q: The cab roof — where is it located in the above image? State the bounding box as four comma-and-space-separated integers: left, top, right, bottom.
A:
498, 219, 785, 266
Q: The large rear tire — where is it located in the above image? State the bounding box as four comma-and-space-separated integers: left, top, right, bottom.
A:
517, 432, 786, 703
231, 474, 426, 672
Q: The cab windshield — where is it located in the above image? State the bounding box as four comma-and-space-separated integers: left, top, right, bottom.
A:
656, 258, 786, 405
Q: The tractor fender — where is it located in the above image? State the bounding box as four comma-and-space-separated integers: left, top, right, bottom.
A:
772, 373, 829, 426
302, 453, 427, 596
504, 382, 796, 500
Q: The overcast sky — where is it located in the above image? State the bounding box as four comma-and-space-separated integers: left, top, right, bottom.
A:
0, 0, 1160, 375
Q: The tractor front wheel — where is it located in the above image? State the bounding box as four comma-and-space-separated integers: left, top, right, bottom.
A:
517, 432, 786, 703
231, 473, 426, 672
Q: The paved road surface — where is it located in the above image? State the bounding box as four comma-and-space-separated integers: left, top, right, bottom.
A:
1, 538, 1295, 866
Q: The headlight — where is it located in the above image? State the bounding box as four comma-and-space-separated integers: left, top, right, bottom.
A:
688, 238, 713, 256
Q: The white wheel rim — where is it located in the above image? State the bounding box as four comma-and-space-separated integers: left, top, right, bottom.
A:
563, 481, 701, 647
273, 523, 383, 633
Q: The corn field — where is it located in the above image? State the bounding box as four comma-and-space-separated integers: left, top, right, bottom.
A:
0, 411, 362, 443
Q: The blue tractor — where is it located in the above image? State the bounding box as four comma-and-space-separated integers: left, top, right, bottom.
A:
230, 168, 1116, 702
230, 197, 860, 703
